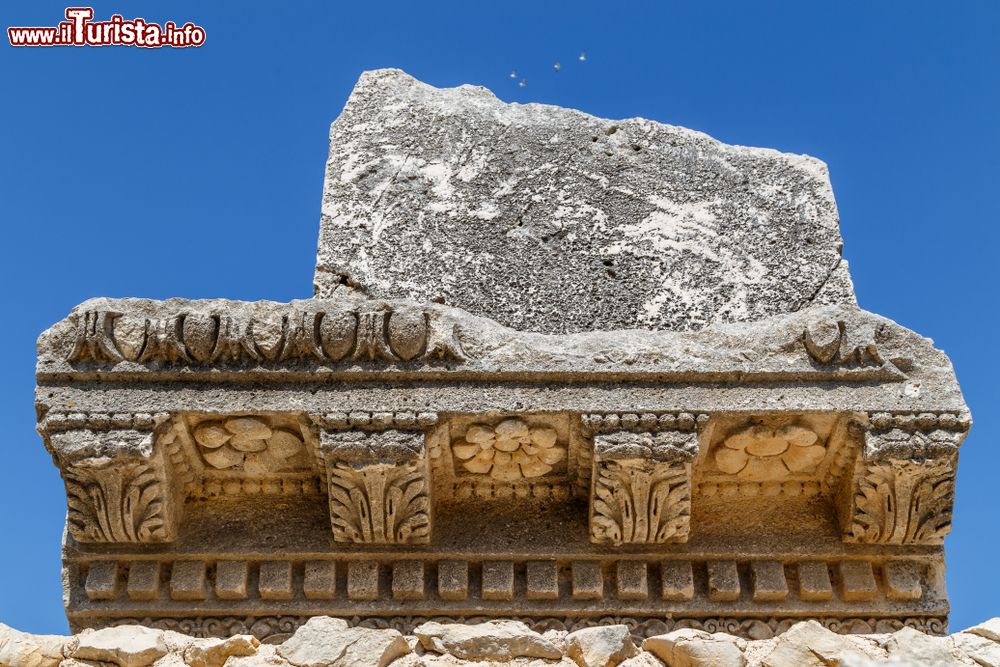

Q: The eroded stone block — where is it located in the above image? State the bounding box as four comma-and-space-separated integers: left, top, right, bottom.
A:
258, 561, 293, 601
884, 562, 923, 601
797, 562, 833, 602
85, 562, 119, 601
126, 562, 160, 601
392, 560, 425, 600
169, 562, 206, 601
315, 69, 853, 334
526, 561, 559, 601
347, 561, 380, 601
661, 561, 694, 601
302, 561, 336, 600
839, 561, 878, 601
214, 561, 248, 601
437, 560, 469, 601
572, 561, 604, 601
482, 561, 514, 601
616, 561, 648, 601
707, 561, 740, 602
751, 561, 788, 602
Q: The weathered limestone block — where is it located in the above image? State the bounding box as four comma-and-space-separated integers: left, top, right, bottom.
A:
319, 429, 431, 544
315, 69, 854, 335
0, 623, 74, 667
565, 625, 639, 667
48, 428, 179, 544
276, 617, 409, 667
589, 429, 698, 545
413, 621, 563, 661
643, 629, 745, 667
842, 413, 969, 545
73, 626, 168, 667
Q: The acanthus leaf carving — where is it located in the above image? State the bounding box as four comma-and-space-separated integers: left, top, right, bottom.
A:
320, 429, 431, 544
327, 460, 430, 544
844, 419, 963, 545
64, 456, 175, 543
590, 458, 691, 545
847, 457, 955, 545
589, 430, 695, 546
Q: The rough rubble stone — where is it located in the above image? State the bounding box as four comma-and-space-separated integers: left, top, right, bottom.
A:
413, 621, 563, 660
72, 626, 167, 667
276, 617, 409, 667
2, 621, 1000, 667
0, 624, 72, 667
952, 633, 1000, 667
183, 636, 259, 667
565, 625, 638, 667
964, 619, 1000, 644
761, 621, 873, 667
618, 654, 666, 667
643, 629, 745, 667
882, 627, 969, 667
314, 68, 855, 334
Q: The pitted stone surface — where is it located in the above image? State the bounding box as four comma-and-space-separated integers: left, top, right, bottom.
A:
5, 620, 1000, 667
314, 68, 854, 334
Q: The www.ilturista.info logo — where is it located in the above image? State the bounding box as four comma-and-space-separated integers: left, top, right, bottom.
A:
8, 8, 205, 48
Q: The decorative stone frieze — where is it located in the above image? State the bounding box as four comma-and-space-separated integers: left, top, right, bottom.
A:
34, 71, 972, 639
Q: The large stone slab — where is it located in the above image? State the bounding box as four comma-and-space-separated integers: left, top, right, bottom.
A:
314, 68, 855, 334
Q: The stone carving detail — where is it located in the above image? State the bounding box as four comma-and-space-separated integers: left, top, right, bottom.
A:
844, 415, 967, 545
321, 430, 431, 544
66, 305, 465, 366
326, 462, 429, 543
849, 458, 956, 544
581, 412, 707, 434
312, 411, 439, 431
715, 423, 826, 480
192, 417, 306, 472
65, 456, 175, 543
452, 418, 566, 481
802, 319, 884, 366
590, 431, 696, 545
92, 615, 949, 642
68, 310, 123, 363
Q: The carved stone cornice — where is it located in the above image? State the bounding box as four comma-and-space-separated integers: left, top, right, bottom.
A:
38, 300, 967, 395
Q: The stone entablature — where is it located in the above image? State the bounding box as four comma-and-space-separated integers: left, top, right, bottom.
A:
36, 295, 969, 636
31, 70, 972, 644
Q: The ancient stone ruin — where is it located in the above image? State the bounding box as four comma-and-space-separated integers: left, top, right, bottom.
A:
35, 69, 970, 644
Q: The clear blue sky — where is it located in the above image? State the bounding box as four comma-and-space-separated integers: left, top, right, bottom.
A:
1, 1, 997, 633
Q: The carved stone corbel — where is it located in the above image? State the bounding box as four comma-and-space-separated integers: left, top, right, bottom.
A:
50, 428, 180, 544
842, 413, 968, 545
589, 429, 698, 545
319, 428, 431, 544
